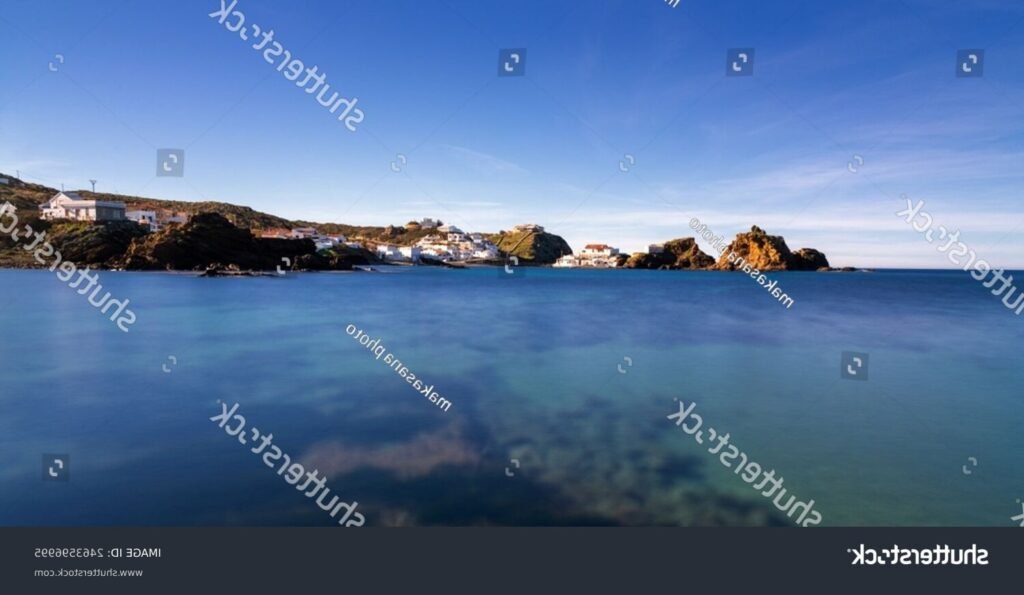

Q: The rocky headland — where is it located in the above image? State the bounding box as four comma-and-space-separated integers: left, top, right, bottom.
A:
623, 226, 836, 272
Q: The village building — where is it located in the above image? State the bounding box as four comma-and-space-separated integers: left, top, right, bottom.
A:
126, 209, 159, 231
399, 246, 421, 262
558, 244, 621, 268
375, 244, 403, 260
513, 223, 544, 234
40, 192, 126, 222
259, 228, 293, 239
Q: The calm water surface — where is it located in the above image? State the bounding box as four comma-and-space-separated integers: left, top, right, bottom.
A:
1, 267, 1021, 526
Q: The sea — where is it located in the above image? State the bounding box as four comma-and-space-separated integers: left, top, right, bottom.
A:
1, 267, 1021, 526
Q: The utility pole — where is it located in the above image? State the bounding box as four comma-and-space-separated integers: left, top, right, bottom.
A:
89, 179, 97, 193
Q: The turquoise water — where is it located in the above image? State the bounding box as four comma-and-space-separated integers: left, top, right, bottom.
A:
1, 267, 1022, 526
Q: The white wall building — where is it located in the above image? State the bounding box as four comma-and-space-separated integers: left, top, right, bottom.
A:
473, 246, 499, 259
574, 244, 621, 268
580, 244, 619, 258
399, 246, 421, 262
40, 192, 126, 222
375, 244, 403, 260
126, 209, 159, 231
554, 254, 578, 268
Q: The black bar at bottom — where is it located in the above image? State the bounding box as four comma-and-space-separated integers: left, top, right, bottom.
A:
0, 528, 1017, 594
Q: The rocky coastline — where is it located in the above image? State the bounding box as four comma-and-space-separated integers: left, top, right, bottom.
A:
0, 174, 851, 274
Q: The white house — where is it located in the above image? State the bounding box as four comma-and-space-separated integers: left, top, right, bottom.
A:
580, 244, 619, 258
399, 246, 421, 262
420, 247, 450, 260
473, 245, 499, 260
577, 244, 621, 268
375, 244, 403, 260
126, 210, 160, 231
513, 223, 544, 234
291, 227, 319, 239
554, 254, 578, 268
41, 192, 126, 222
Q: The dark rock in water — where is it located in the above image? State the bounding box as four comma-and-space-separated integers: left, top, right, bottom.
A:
790, 248, 830, 271
714, 226, 830, 271
199, 264, 272, 277
122, 213, 279, 270
293, 246, 374, 271
623, 238, 714, 270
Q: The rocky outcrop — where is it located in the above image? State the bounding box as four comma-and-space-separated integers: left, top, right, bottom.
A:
120, 213, 374, 272
790, 248, 830, 271
491, 230, 573, 265
713, 226, 829, 271
623, 238, 715, 270
43, 221, 149, 266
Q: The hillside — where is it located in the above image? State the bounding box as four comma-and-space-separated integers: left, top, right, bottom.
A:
0, 173, 578, 269
0, 174, 425, 244
1, 174, 494, 250
489, 229, 573, 264
121, 213, 373, 271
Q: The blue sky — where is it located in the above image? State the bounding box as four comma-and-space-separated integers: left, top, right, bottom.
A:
2, 0, 1024, 267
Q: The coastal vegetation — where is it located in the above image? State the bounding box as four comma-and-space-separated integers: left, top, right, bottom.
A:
489, 229, 573, 264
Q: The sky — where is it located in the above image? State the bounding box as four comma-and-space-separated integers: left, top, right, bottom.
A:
2, 0, 1024, 267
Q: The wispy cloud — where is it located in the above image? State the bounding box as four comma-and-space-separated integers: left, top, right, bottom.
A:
440, 145, 527, 175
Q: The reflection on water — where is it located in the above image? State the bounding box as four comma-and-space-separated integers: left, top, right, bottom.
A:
1, 268, 1021, 526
